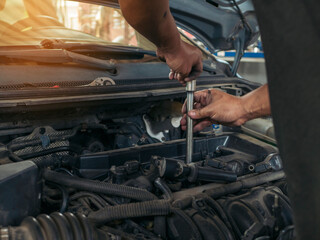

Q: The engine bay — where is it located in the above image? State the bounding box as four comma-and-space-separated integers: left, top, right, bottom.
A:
0, 78, 292, 240
0, 100, 294, 240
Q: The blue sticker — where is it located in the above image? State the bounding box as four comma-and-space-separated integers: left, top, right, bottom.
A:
212, 124, 220, 129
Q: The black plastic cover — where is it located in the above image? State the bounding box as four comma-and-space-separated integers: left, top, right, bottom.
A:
0, 161, 40, 226
77, 133, 276, 179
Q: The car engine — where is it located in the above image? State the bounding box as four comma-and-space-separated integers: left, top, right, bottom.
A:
0, 99, 294, 240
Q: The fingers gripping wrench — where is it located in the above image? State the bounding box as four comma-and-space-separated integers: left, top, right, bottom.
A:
186, 80, 196, 164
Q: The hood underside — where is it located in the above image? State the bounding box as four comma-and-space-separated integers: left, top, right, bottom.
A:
75, 0, 260, 52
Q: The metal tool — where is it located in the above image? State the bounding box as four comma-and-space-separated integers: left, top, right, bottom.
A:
186, 80, 196, 164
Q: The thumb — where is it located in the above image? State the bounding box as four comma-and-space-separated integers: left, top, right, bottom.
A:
188, 107, 211, 120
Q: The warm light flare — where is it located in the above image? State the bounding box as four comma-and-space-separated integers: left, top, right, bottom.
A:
0, 0, 140, 47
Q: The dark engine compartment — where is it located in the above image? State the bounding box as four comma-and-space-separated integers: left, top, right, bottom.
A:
0, 121, 293, 240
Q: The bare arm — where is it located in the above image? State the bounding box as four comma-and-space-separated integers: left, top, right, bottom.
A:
119, 0, 179, 51
241, 84, 271, 120
118, 0, 202, 84
181, 84, 271, 131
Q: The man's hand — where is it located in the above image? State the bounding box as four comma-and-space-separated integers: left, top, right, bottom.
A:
157, 41, 202, 85
181, 85, 271, 132
119, 0, 202, 84
181, 89, 248, 132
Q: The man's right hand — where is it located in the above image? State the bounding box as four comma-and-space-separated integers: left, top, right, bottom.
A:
157, 41, 203, 85
119, 0, 202, 85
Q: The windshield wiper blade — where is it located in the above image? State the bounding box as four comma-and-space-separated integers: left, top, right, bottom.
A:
41, 39, 157, 57
0, 49, 116, 72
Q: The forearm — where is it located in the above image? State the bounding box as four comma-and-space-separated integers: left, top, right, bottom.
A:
241, 84, 271, 120
118, 0, 181, 52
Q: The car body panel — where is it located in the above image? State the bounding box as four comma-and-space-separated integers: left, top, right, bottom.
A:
74, 0, 259, 52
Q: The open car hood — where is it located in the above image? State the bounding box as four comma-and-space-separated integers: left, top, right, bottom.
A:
78, 0, 259, 53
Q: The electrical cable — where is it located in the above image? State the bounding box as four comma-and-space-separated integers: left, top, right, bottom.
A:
230, 0, 253, 33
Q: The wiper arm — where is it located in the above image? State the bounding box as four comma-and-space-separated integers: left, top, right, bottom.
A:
0, 49, 116, 72
41, 39, 157, 58
39, 40, 218, 73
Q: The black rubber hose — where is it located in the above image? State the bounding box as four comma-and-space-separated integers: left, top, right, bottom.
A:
173, 171, 285, 209
70, 192, 110, 208
20, 146, 79, 160
204, 196, 235, 238
154, 178, 173, 200
10, 146, 79, 167
46, 182, 69, 213
8, 126, 80, 152
32, 157, 61, 169
154, 178, 172, 238
8, 150, 24, 162
43, 170, 157, 201
188, 164, 237, 183
9, 151, 62, 166
206, 170, 285, 199
88, 200, 171, 224
171, 208, 202, 240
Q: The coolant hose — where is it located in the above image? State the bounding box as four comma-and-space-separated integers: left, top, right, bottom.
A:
43, 170, 157, 201
88, 199, 171, 224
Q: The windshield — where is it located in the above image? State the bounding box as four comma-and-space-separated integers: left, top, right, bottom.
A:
0, 0, 156, 50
